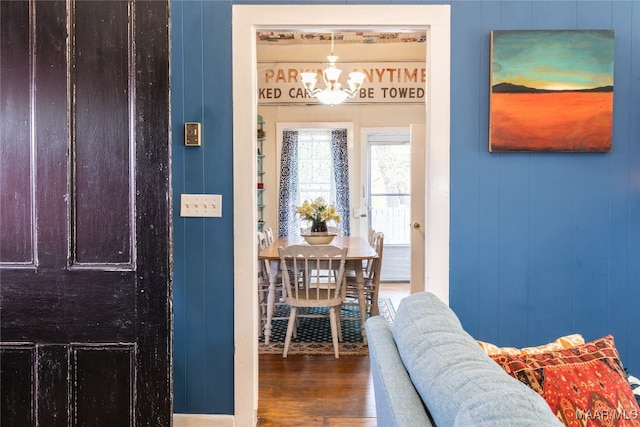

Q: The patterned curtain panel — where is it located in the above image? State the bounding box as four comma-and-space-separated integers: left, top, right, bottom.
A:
331, 129, 351, 236
278, 130, 300, 237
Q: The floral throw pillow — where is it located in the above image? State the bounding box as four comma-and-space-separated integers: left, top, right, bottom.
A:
491, 335, 640, 426
478, 333, 585, 356
629, 374, 640, 407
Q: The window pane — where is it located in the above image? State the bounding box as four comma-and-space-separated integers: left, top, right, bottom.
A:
370, 195, 410, 244
297, 130, 334, 203
370, 144, 410, 195
369, 142, 410, 245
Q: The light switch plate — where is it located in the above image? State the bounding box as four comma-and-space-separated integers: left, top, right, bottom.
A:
180, 194, 222, 217
185, 122, 201, 146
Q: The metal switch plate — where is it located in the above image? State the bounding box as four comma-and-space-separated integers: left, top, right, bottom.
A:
185, 122, 201, 146
180, 194, 222, 217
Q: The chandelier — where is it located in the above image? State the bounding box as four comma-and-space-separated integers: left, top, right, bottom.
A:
300, 33, 366, 106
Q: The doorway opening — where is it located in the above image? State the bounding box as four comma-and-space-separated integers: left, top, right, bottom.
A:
232, 5, 451, 424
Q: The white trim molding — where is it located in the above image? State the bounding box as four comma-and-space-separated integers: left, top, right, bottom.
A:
232, 5, 450, 426
173, 414, 234, 427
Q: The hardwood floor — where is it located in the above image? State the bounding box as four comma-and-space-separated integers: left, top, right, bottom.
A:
257, 282, 410, 426
258, 354, 377, 426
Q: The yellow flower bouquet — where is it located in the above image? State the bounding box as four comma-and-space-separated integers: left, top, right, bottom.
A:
296, 197, 341, 224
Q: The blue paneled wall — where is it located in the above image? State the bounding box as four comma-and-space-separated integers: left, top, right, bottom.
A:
449, 0, 639, 367
171, 0, 640, 415
171, 0, 234, 414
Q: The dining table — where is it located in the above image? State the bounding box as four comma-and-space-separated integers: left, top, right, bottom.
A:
258, 235, 378, 345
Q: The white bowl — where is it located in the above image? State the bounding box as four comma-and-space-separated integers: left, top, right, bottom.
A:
302, 233, 336, 245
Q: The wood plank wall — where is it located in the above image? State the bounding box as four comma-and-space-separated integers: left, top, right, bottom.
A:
170, 0, 640, 415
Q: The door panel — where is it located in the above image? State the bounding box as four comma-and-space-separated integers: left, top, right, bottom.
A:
73, 345, 135, 425
0, 346, 35, 425
34, 0, 73, 269
364, 129, 415, 282
0, 1, 171, 425
410, 124, 426, 293
0, 0, 34, 265
73, 0, 133, 265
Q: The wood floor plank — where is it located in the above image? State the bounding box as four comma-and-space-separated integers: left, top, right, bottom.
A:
258, 354, 376, 418
258, 282, 410, 426
325, 418, 378, 427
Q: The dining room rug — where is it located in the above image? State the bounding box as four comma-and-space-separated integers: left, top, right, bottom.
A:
258, 298, 395, 356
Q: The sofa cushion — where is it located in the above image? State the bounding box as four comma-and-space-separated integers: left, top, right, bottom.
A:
491, 335, 640, 426
365, 316, 435, 427
393, 292, 563, 427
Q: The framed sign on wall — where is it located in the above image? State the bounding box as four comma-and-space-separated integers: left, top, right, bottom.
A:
258, 61, 426, 105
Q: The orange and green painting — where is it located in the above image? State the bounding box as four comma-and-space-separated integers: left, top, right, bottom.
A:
490, 30, 614, 152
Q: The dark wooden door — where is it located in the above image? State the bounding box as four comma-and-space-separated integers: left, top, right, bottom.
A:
0, 1, 171, 425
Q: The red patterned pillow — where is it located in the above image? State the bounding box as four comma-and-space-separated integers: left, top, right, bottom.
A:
491, 335, 640, 426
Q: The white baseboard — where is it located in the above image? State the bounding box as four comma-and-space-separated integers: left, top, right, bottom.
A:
173, 413, 234, 427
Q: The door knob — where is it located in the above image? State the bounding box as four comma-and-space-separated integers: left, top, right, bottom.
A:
412, 221, 421, 229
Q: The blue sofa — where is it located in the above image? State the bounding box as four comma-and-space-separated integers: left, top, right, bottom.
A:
365, 292, 563, 427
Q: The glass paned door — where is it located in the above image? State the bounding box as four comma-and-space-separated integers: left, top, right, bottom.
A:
368, 136, 411, 281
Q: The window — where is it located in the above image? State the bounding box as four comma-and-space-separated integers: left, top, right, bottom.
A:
297, 130, 335, 204
277, 123, 353, 237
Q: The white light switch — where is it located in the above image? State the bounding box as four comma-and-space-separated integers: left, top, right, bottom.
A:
180, 194, 222, 217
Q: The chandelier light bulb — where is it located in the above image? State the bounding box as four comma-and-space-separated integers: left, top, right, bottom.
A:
300, 72, 318, 91
347, 71, 366, 91
323, 60, 343, 86
300, 33, 365, 106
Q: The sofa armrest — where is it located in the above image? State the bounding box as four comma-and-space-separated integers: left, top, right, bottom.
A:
365, 316, 434, 427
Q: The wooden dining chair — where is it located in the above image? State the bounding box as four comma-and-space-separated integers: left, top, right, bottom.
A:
362, 227, 377, 274
257, 232, 287, 339
368, 227, 377, 245
257, 231, 268, 249
343, 232, 385, 321
277, 244, 348, 358
364, 232, 384, 316
257, 233, 269, 336
264, 227, 275, 246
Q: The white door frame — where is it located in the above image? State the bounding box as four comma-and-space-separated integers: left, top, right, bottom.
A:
232, 5, 450, 426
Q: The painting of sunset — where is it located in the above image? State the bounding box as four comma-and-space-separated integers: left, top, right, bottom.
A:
489, 30, 614, 152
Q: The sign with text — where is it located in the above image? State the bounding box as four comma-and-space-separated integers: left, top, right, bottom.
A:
258, 61, 426, 105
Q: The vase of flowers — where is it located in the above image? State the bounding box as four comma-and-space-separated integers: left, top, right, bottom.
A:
296, 197, 341, 235
311, 220, 328, 234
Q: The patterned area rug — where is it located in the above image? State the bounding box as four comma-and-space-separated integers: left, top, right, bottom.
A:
258, 298, 395, 356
